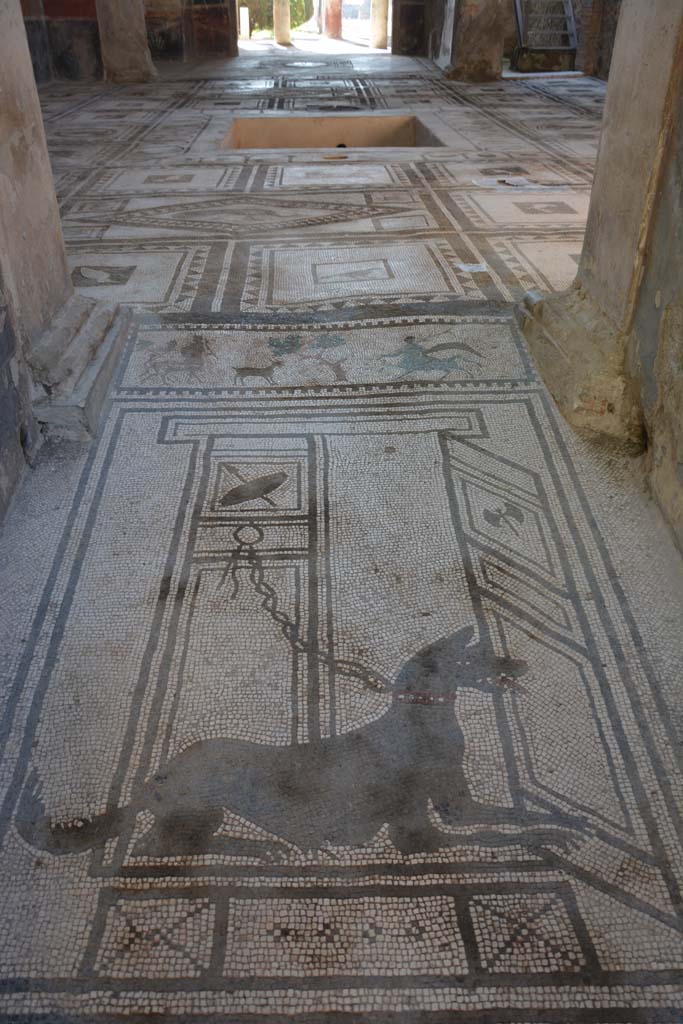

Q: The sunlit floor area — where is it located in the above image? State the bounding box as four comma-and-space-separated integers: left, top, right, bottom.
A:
238, 32, 390, 55
2, 48, 683, 1022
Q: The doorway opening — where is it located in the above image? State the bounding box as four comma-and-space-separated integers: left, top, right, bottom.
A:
236, 0, 392, 53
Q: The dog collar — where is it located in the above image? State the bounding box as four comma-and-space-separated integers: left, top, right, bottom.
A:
394, 691, 456, 706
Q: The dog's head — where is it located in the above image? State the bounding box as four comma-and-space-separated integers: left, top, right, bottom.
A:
395, 626, 528, 698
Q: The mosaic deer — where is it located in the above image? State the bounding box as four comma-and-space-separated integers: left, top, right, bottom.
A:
233, 359, 283, 386
16, 627, 585, 861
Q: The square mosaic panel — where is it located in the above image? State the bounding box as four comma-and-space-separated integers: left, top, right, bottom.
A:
241, 241, 470, 312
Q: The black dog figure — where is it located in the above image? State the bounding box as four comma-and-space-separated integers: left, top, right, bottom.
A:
16, 627, 584, 860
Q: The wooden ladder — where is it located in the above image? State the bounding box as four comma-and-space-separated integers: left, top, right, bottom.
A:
514, 0, 578, 52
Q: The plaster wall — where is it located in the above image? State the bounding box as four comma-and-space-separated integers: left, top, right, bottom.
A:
502, 0, 516, 54
629, 85, 683, 547
20, 0, 52, 82
0, 272, 35, 524
43, 0, 102, 79
595, 0, 622, 79
22, 0, 156, 78
522, 0, 683, 553
143, 0, 237, 60
0, 2, 70, 517
579, 1, 683, 330
144, 0, 185, 60
21, 0, 102, 80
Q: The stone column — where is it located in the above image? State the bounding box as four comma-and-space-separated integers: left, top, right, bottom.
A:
323, 0, 342, 39
370, 0, 389, 48
575, 0, 604, 76
521, 0, 683, 547
273, 0, 291, 45
95, 0, 156, 83
184, 0, 239, 57
442, 0, 504, 81
45, 0, 102, 80
0, 1, 72, 517
0, 3, 71, 353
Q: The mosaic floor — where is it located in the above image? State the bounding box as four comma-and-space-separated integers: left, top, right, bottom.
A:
2, 49, 683, 1021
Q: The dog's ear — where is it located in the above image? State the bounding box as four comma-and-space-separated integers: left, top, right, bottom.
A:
458, 625, 476, 648
436, 626, 476, 663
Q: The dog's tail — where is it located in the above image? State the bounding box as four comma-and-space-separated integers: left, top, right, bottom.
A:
15, 769, 128, 855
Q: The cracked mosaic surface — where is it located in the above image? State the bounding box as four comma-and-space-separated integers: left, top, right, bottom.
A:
1, 48, 683, 1023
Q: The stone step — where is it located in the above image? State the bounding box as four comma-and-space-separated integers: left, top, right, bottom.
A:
29, 294, 94, 386
32, 302, 132, 438
31, 296, 122, 396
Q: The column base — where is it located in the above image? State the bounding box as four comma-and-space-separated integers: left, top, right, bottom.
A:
519, 287, 644, 449
30, 296, 133, 439
443, 61, 502, 82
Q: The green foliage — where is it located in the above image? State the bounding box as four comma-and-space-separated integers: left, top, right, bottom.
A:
268, 334, 303, 356
245, 0, 314, 33
312, 333, 345, 351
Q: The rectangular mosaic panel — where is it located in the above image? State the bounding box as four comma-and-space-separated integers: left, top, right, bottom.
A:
3, 311, 683, 1021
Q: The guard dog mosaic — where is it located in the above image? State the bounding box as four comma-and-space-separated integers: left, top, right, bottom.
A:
3, 311, 683, 1020
2, 50, 683, 1024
